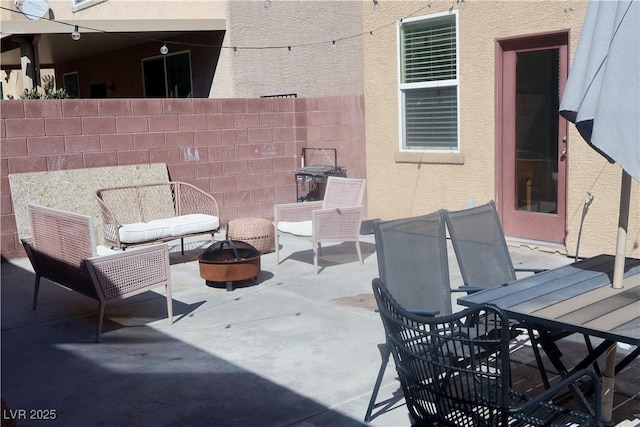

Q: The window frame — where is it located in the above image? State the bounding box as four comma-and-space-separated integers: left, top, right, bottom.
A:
397, 10, 461, 154
141, 50, 194, 98
63, 72, 79, 99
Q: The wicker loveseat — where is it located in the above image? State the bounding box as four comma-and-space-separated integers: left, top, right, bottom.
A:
96, 182, 220, 253
21, 203, 173, 342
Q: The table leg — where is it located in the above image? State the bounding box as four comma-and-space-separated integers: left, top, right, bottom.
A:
601, 343, 617, 425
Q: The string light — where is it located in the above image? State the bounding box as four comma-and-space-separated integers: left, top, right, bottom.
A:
1, 2, 436, 53
160, 43, 168, 55
71, 25, 80, 41
373, 0, 380, 11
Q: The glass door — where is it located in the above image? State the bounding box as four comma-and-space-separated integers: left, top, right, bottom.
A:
497, 32, 568, 244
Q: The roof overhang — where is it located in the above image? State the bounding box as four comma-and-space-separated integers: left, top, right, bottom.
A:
1, 19, 226, 68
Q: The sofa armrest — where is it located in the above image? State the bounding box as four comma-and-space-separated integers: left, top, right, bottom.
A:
95, 191, 122, 248
86, 244, 172, 302
312, 206, 363, 240
175, 182, 220, 218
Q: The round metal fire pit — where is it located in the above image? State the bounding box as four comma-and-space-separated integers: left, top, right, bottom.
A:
198, 240, 261, 291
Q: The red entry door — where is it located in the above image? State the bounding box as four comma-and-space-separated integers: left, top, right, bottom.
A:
496, 32, 569, 244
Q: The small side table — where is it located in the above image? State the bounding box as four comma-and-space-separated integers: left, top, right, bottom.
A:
227, 218, 275, 254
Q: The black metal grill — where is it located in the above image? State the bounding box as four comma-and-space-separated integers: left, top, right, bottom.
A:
294, 149, 347, 202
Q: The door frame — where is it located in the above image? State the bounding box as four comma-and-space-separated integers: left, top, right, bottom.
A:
494, 30, 570, 244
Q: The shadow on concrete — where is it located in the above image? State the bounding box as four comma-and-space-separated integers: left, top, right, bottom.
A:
1, 261, 366, 427
282, 242, 376, 273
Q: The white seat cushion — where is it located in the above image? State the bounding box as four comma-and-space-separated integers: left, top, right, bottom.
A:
277, 220, 313, 237
118, 222, 173, 244
154, 214, 220, 237
118, 215, 219, 243
96, 245, 120, 256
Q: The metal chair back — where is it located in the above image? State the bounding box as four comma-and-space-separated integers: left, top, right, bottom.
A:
374, 210, 451, 315
444, 200, 516, 287
371, 278, 602, 427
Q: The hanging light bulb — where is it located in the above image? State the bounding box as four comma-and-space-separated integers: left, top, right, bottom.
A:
233, 46, 239, 56
332, 40, 336, 49
160, 43, 169, 55
71, 25, 81, 41
372, 0, 380, 10
263, 0, 272, 8
287, 46, 292, 54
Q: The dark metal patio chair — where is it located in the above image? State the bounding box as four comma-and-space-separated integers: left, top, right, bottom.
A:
365, 210, 454, 422
371, 278, 603, 427
443, 200, 598, 391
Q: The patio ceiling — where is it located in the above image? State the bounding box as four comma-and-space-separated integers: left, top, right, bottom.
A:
0, 19, 226, 68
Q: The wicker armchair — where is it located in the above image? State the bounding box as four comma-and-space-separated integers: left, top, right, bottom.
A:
274, 177, 366, 274
21, 204, 173, 342
372, 278, 603, 427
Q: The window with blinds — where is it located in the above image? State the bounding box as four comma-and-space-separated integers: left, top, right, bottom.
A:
399, 12, 459, 151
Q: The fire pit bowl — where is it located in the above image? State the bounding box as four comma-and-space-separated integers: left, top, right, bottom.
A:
198, 240, 261, 291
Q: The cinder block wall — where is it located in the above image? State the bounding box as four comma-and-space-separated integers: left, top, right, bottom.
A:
0, 95, 366, 259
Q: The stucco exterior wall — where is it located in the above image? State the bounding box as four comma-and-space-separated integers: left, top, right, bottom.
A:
212, 0, 364, 98
2, 0, 363, 99
2, 0, 229, 21
363, 0, 639, 258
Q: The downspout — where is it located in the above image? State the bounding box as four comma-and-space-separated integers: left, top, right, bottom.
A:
574, 192, 594, 261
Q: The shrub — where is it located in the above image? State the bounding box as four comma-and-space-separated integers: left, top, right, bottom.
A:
20, 75, 69, 99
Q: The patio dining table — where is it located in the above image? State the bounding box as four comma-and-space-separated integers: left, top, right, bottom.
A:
457, 254, 640, 423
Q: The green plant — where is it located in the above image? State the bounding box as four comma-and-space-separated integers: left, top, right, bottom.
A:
20, 75, 69, 99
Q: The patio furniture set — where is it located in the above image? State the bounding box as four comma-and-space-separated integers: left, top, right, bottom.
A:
365, 200, 638, 425
21, 176, 367, 341
22, 175, 633, 423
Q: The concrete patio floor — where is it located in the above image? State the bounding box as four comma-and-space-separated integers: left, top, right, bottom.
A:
1, 233, 638, 426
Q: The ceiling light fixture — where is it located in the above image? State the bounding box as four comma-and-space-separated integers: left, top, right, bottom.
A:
71, 25, 81, 41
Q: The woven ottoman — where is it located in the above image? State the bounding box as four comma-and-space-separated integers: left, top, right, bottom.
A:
227, 218, 275, 254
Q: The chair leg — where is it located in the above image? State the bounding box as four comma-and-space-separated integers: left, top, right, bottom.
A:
313, 242, 319, 274
275, 233, 280, 264
95, 301, 106, 343
32, 275, 41, 310
166, 284, 174, 324
364, 343, 391, 422
356, 240, 363, 265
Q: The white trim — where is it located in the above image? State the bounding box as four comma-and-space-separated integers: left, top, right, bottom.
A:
397, 10, 461, 153
1, 19, 226, 35
72, 0, 108, 13
401, 9, 458, 25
